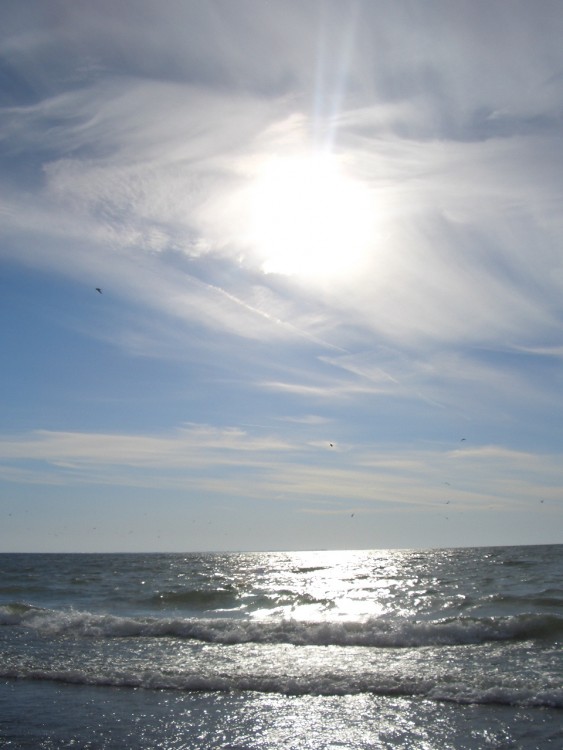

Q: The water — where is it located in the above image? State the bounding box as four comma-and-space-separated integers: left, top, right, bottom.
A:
0, 545, 561, 748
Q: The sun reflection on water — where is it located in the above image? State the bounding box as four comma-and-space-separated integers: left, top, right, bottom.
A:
247, 549, 415, 622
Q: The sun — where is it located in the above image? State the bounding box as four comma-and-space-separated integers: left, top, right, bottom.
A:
245, 153, 375, 283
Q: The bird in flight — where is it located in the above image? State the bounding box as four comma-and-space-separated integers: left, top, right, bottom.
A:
95, 288, 102, 294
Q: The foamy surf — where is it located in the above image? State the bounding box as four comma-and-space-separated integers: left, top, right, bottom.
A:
1, 663, 561, 708
2, 603, 561, 647
1, 547, 561, 748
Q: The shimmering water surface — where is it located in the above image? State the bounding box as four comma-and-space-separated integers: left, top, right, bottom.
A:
1, 545, 561, 748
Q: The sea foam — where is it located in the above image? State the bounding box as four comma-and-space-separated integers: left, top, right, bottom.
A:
2, 603, 561, 647
1, 663, 561, 708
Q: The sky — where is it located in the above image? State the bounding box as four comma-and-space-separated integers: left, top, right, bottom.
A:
1, 0, 562, 553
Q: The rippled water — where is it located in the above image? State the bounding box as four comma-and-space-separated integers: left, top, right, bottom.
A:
1, 545, 561, 748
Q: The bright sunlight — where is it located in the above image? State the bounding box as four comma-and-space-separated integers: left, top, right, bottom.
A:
246, 154, 375, 282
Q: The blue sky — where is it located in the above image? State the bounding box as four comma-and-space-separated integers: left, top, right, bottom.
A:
1, 0, 562, 552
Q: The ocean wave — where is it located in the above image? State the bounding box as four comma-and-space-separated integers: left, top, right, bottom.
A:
2, 603, 562, 647
292, 566, 329, 574
142, 589, 334, 613
146, 588, 239, 609
1, 664, 561, 708
484, 590, 563, 609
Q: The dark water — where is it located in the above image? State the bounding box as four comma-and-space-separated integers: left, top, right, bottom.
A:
1, 545, 561, 748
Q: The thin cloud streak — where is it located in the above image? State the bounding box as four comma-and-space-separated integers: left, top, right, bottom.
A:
1, 427, 562, 513
2, 38, 563, 349
2, 2, 563, 550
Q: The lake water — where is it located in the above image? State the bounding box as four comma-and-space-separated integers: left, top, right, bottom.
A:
1, 545, 561, 748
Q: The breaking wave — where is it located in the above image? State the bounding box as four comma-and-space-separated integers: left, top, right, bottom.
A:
2, 603, 561, 647
1, 664, 561, 708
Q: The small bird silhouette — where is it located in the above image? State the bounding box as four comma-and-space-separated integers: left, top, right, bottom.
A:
95, 288, 102, 294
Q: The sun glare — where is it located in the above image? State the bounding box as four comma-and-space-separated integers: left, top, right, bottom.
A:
246, 154, 375, 283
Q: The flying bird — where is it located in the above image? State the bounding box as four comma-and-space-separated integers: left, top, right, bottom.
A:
95, 288, 102, 294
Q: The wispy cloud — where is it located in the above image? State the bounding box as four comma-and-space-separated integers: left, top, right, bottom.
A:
2, 2, 563, 550
1, 426, 561, 515
2, 4, 563, 352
